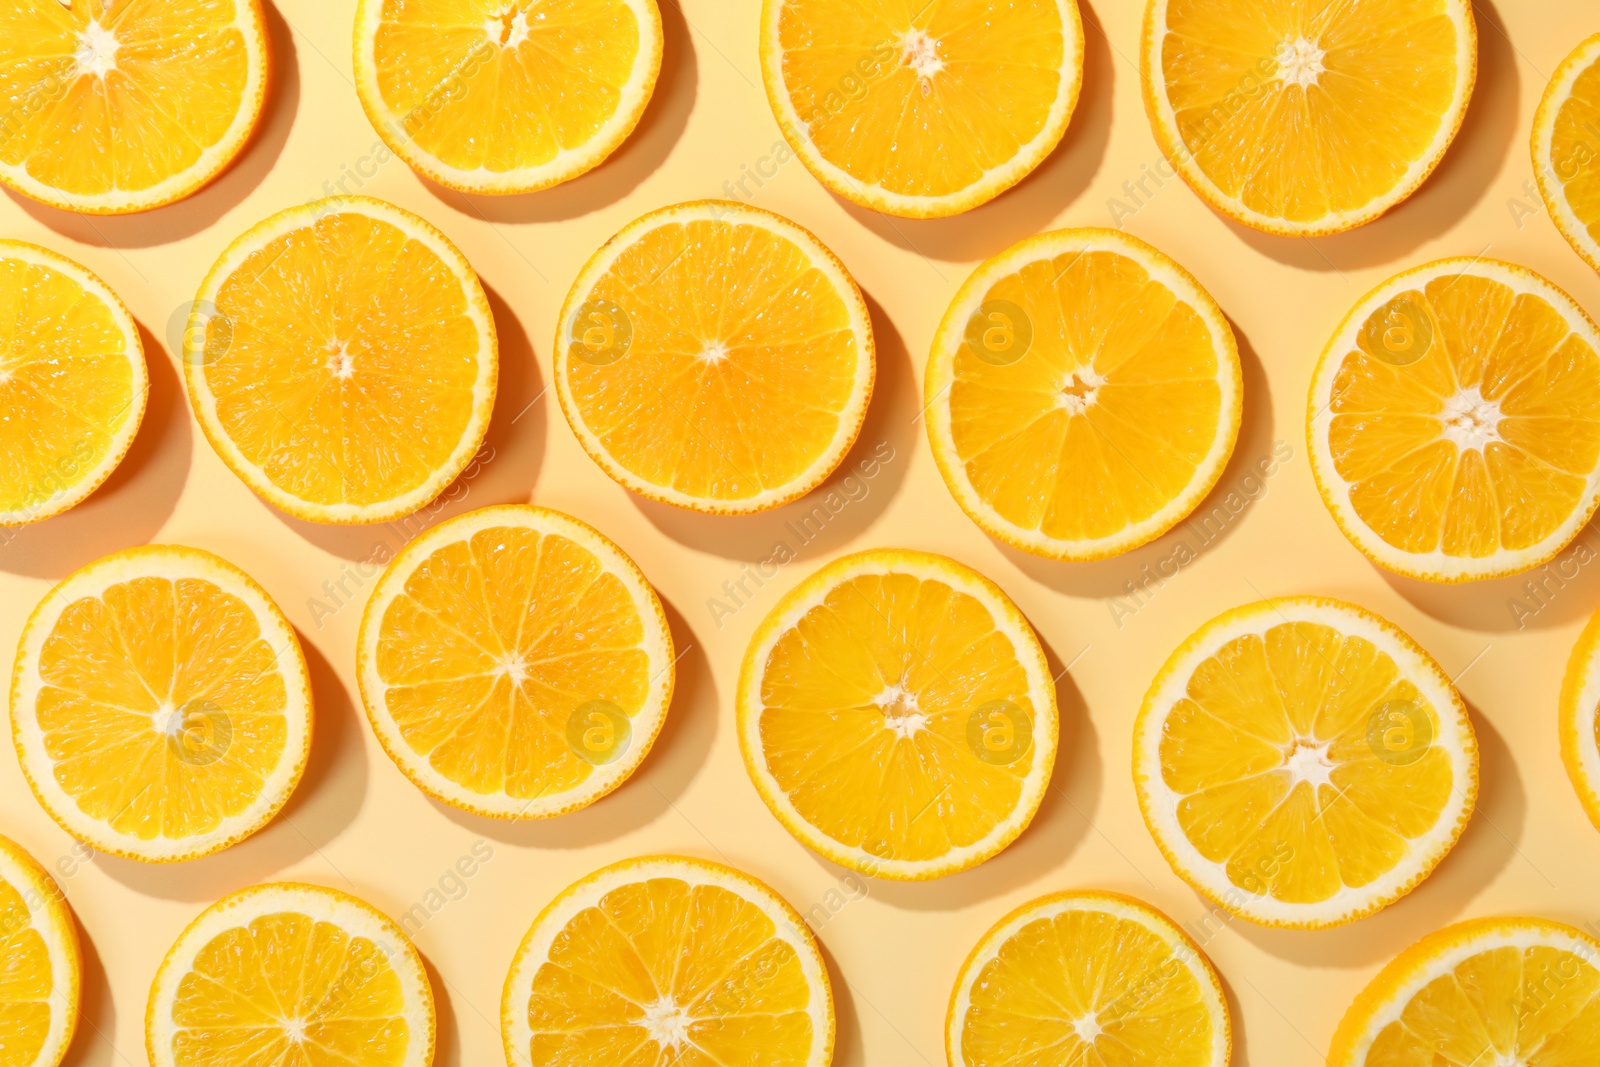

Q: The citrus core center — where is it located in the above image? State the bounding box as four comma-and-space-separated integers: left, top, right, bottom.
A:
641, 996, 692, 1049
901, 29, 945, 92
1439, 386, 1504, 451
494, 652, 528, 684
488, 6, 530, 48
1285, 738, 1336, 790
75, 20, 119, 78
1275, 37, 1326, 88
1059, 367, 1104, 415
152, 701, 183, 737
877, 682, 928, 738
326, 341, 354, 380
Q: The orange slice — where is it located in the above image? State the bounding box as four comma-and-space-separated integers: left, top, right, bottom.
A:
925, 227, 1242, 560
353, 0, 662, 194
1142, 0, 1476, 235
10, 545, 313, 862
184, 196, 497, 524
0, 0, 268, 214
1134, 597, 1477, 928
555, 201, 873, 514
357, 504, 675, 819
1307, 258, 1600, 582
759, 0, 1084, 218
1560, 606, 1600, 835
947, 891, 1230, 1067
1533, 32, 1600, 272
501, 854, 833, 1067
0, 833, 81, 1067
1328, 917, 1600, 1066
738, 549, 1057, 880
146, 882, 435, 1067
0, 240, 147, 525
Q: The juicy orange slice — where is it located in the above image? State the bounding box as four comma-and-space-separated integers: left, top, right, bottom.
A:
0, 0, 267, 214
353, 0, 662, 194
146, 882, 435, 1067
1141, 0, 1476, 235
925, 227, 1242, 560
947, 891, 1230, 1067
1134, 597, 1477, 928
555, 201, 873, 514
10, 545, 313, 862
184, 197, 497, 524
759, 0, 1084, 218
1328, 917, 1600, 1067
1307, 258, 1600, 582
0, 240, 146, 525
357, 504, 675, 819
0, 834, 81, 1067
501, 855, 833, 1067
1560, 606, 1600, 836
737, 549, 1057, 880
1534, 32, 1600, 272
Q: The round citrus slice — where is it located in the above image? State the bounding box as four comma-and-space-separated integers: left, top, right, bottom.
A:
1307, 258, 1600, 582
353, 0, 662, 194
947, 890, 1229, 1067
1328, 917, 1600, 1066
1560, 607, 1600, 835
759, 0, 1083, 218
737, 549, 1057, 881
501, 854, 833, 1067
10, 545, 313, 862
0, 834, 81, 1067
0, 240, 147, 525
554, 200, 873, 514
1141, 0, 1476, 235
357, 504, 675, 819
925, 227, 1242, 561
184, 196, 496, 524
146, 882, 435, 1067
0, 0, 267, 214
1134, 597, 1477, 929
1534, 32, 1600, 272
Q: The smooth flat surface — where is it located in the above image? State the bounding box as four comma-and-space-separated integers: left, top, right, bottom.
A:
2, 1, 1599, 1064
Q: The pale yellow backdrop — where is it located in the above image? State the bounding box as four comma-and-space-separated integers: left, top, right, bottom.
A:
3, 1, 1599, 1064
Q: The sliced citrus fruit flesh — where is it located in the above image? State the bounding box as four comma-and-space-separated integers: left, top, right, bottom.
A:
1134, 597, 1477, 928
501, 854, 833, 1067
1560, 606, 1600, 835
1534, 32, 1600, 272
0, 0, 267, 214
1308, 258, 1600, 582
555, 201, 873, 514
10, 545, 312, 862
0, 240, 147, 525
146, 882, 435, 1067
184, 196, 497, 524
737, 549, 1057, 880
0, 834, 80, 1067
353, 0, 662, 194
760, 0, 1083, 218
1328, 917, 1600, 1066
947, 890, 1229, 1067
1141, 0, 1476, 235
357, 504, 675, 819
926, 227, 1242, 561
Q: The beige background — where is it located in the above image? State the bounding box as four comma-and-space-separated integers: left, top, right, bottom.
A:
4, 0, 1600, 1063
